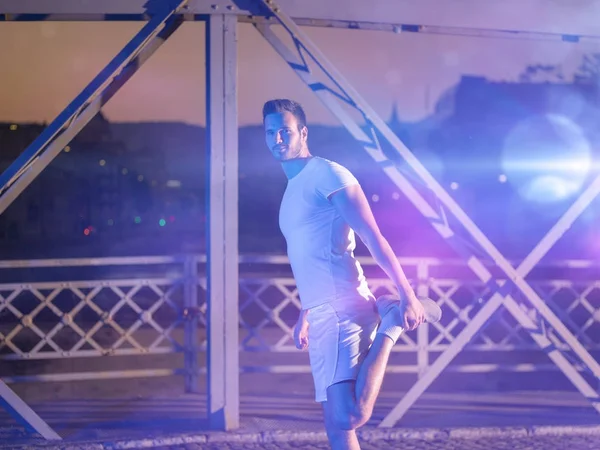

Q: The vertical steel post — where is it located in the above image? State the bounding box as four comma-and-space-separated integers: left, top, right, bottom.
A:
183, 255, 199, 393
205, 13, 240, 430
416, 261, 430, 377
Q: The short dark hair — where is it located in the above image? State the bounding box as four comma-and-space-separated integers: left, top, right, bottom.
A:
262, 99, 307, 130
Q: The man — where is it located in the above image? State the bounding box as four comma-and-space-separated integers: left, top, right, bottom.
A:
262, 99, 440, 450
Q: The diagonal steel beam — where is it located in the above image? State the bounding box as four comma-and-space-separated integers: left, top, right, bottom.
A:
258, 16, 600, 422
253, 0, 600, 422
0, 0, 188, 440
0, 0, 188, 215
251, 7, 600, 368
381, 290, 600, 426
0, 379, 60, 440
380, 174, 600, 425
380, 180, 600, 424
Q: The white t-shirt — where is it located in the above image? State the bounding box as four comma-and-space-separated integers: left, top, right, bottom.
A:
279, 157, 374, 310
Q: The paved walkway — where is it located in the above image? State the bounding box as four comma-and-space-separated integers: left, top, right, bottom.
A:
2, 373, 600, 448
2, 389, 600, 448
4, 426, 600, 449
163, 434, 600, 450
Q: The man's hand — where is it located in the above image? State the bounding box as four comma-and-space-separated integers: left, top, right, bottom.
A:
401, 295, 426, 331
294, 310, 309, 350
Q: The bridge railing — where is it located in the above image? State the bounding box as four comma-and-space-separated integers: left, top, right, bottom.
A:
0, 254, 597, 383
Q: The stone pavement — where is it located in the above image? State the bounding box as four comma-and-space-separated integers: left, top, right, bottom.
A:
4, 427, 600, 450
2, 372, 600, 449
166, 434, 600, 450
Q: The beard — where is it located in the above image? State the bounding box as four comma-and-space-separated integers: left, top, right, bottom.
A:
273, 143, 304, 161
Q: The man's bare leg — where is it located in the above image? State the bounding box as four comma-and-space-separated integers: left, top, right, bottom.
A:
327, 334, 394, 424
322, 401, 361, 450
321, 297, 440, 447
322, 335, 395, 449
354, 333, 395, 417
349, 295, 442, 419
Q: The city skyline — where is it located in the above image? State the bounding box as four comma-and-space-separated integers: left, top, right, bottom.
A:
1, 73, 598, 261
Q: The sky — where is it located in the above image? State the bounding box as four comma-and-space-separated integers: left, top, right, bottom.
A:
0, 6, 598, 127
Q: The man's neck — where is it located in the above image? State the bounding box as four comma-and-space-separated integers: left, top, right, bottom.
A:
281, 154, 313, 180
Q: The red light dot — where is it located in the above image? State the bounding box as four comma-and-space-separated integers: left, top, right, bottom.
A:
84, 228, 90, 236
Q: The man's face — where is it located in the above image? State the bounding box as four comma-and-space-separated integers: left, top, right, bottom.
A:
264, 111, 307, 161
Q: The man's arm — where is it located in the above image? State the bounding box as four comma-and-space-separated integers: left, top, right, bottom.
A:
329, 184, 413, 298
329, 184, 424, 328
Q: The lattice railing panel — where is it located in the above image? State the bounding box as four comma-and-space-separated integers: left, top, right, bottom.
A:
2, 256, 599, 378
529, 281, 600, 349
238, 277, 301, 351
236, 277, 600, 355
0, 278, 187, 360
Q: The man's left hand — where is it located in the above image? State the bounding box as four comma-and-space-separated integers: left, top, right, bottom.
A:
402, 296, 425, 331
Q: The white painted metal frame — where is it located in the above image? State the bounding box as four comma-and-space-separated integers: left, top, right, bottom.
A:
2, 0, 600, 39
205, 13, 240, 431
0, 381, 61, 440
0, 0, 187, 215
0, 0, 193, 439
0, 0, 242, 436
253, 0, 600, 427
1, 0, 599, 438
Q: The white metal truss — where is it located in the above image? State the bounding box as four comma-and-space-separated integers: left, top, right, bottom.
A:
252, 0, 600, 427
205, 13, 240, 431
1, 0, 600, 439
1, 0, 599, 41
0, 0, 242, 437
0, 381, 61, 440
0, 0, 191, 439
0, 0, 187, 215
4, 1, 600, 46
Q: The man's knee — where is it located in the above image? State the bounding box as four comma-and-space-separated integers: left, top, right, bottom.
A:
324, 380, 373, 431
327, 404, 372, 431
